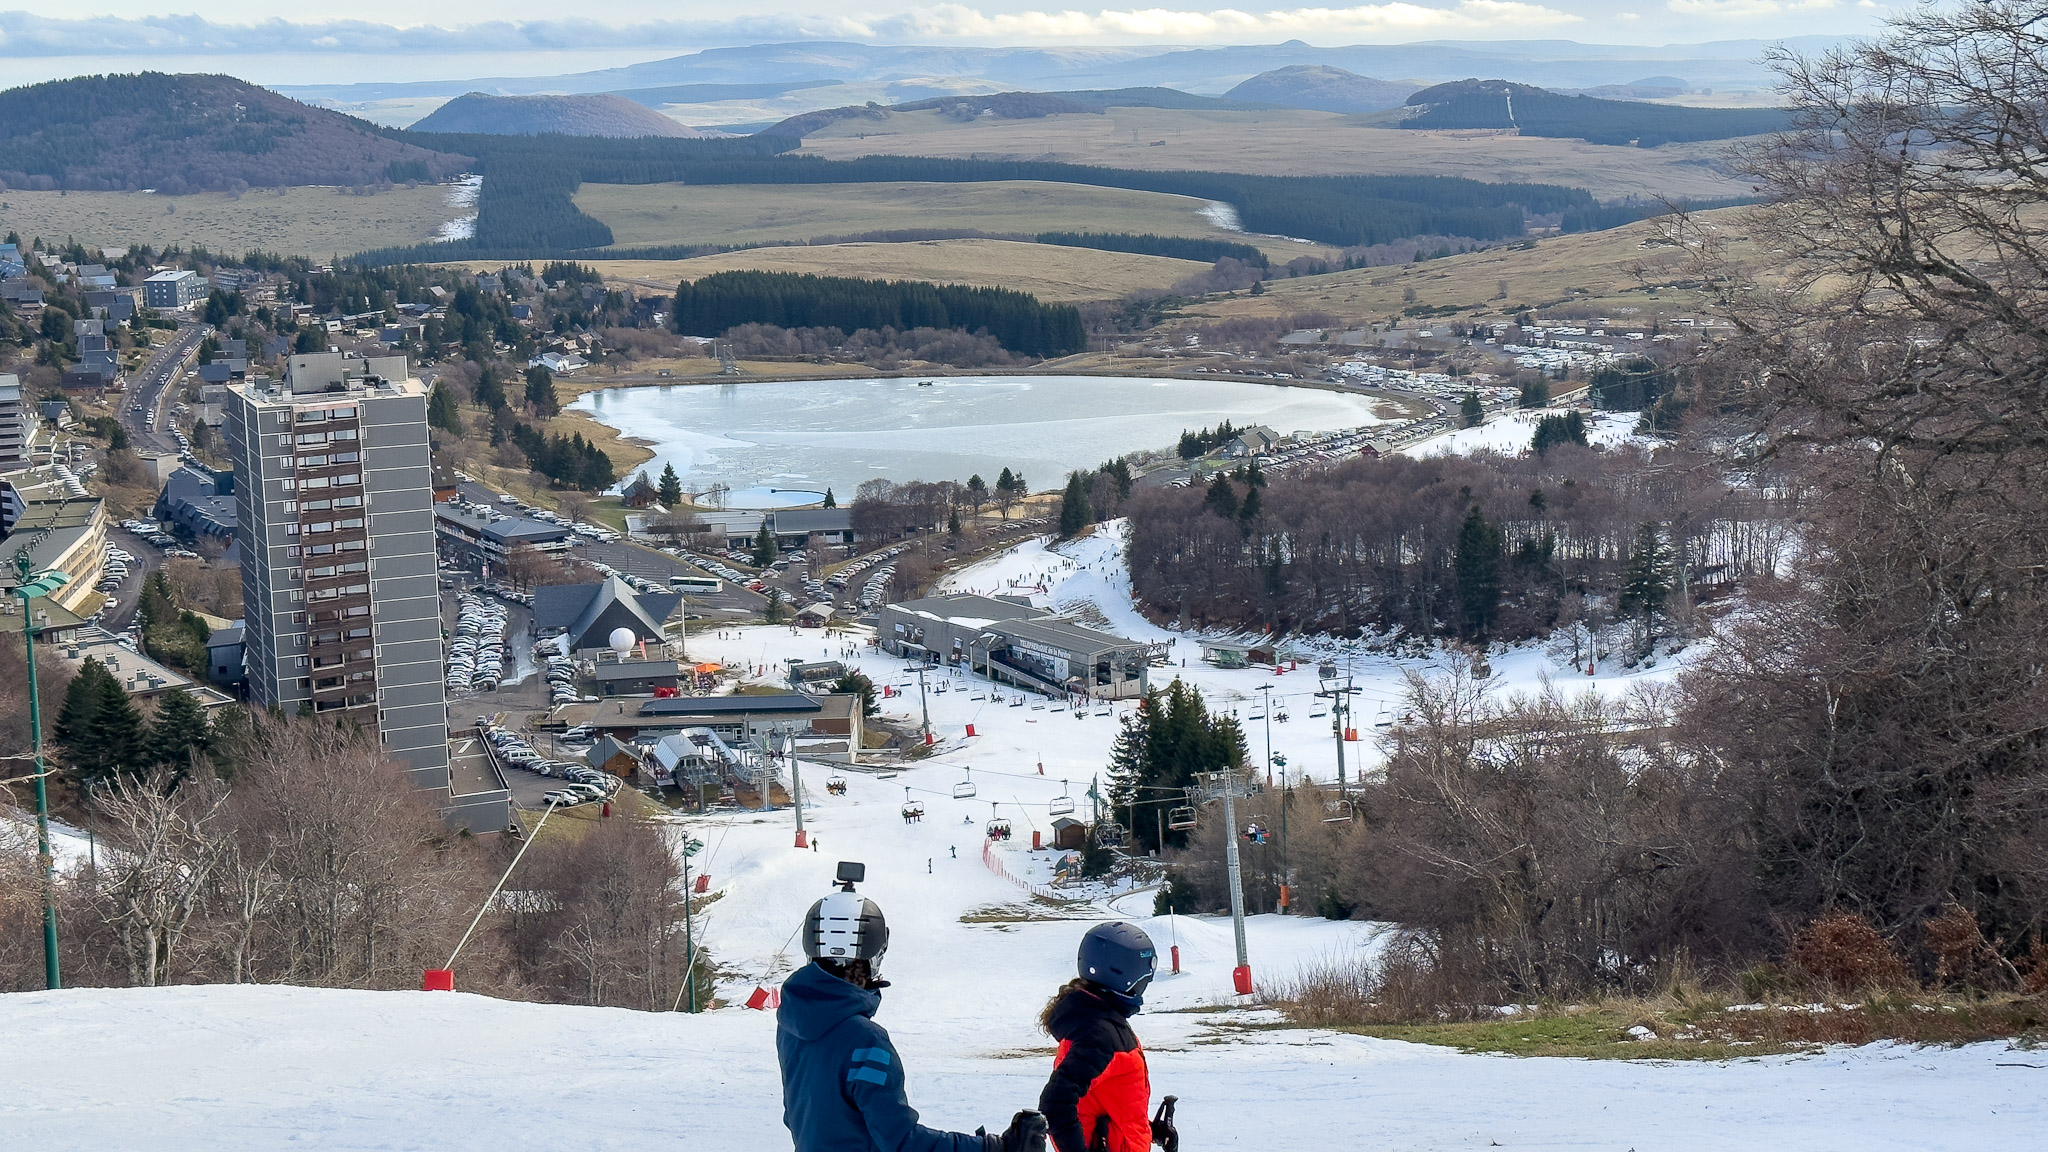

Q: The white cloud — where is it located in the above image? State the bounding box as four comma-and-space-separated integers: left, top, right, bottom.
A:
0, 5, 1585, 59
866, 3, 1583, 40
1665, 0, 1835, 16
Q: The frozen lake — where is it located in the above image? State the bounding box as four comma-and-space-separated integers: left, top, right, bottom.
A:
572, 374, 1386, 497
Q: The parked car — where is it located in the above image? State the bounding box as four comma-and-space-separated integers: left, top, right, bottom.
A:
541, 790, 586, 807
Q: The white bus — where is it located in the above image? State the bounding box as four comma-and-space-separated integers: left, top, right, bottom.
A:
671, 575, 723, 593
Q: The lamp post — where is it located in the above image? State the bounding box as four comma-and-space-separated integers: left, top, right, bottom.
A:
12, 551, 70, 991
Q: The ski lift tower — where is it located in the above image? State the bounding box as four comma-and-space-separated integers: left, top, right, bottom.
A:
915, 663, 933, 743
786, 730, 808, 848
1199, 767, 1258, 995
1314, 671, 1362, 797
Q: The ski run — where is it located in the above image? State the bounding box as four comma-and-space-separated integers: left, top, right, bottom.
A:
4, 519, 2042, 1150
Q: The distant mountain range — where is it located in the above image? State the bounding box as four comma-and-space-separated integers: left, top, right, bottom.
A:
0, 72, 469, 193
411, 92, 719, 138
1224, 66, 1417, 114
275, 37, 1830, 113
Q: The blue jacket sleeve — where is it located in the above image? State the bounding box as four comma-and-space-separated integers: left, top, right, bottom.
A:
845, 1027, 991, 1152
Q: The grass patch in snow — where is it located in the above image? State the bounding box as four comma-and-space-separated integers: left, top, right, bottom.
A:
1274, 996, 2048, 1060
960, 899, 1098, 923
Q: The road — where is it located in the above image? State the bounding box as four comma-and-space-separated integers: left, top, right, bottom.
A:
123, 322, 209, 454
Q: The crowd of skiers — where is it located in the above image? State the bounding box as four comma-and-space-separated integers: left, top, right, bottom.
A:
778, 862, 1178, 1152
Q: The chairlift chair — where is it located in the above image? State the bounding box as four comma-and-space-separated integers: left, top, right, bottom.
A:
826, 775, 848, 795
1323, 799, 1355, 824
1048, 774, 1081, 811
1094, 821, 1127, 848
952, 768, 978, 799
986, 818, 1012, 840
1167, 805, 1199, 831
901, 802, 925, 822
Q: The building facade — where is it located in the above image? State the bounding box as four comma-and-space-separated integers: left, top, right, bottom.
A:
143, 269, 208, 310
225, 353, 448, 784
0, 375, 25, 471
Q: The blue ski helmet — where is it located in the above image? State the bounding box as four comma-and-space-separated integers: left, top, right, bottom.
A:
1078, 922, 1157, 997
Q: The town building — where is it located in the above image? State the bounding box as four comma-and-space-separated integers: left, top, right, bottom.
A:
85, 288, 140, 323
0, 375, 26, 471
618, 475, 661, 508
206, 621, 246, 687
143, 269, 209, 310
154, 463, 237, 542
433, 504, 570, 571
531, 575, 681, 657
0, 469, 106, 618
879, 593, 1048, 663
589, 659, 683, 696
53, 627, 236, 710
773, 507, 858, 547
223, 352, 447, 784
967, 617, 1154, 700
878, 592, 1156, 699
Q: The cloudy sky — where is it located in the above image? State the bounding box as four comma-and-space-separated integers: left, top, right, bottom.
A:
0, 3, 1892, 86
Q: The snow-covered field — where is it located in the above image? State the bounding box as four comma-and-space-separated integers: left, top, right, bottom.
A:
1402, 410, 1642, 459
5, 527, 2040, 1148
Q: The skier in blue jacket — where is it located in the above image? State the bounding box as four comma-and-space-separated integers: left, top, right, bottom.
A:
779, 862, 1047, 1152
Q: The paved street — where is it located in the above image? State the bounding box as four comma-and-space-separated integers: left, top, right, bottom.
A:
122, 322, 208, 454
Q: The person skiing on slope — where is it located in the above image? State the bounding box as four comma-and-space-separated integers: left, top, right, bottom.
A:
779, 862, 1049, 1152
1036, 923, 1177, 1152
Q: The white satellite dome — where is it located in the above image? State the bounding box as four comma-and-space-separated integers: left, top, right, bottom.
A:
609, 627, 638, 657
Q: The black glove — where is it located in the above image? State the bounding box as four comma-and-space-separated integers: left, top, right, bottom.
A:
1151, 1095, 1179, 1152
981, 1109, 1048, 1152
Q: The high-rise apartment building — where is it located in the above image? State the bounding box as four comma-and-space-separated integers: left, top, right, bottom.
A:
0, 373, 27, 472
224, 353, 448, 784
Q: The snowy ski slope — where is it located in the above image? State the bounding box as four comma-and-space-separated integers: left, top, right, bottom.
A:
2, 526, 2041, 1148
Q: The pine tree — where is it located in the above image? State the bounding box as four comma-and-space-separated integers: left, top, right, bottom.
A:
148, 688, 211, 781
965, 474, 987, 511
1618, 521, 1674, 621
657, 463, 683, 507
1460, 390, 1485, 428
474, 365, 507, 410
1108, 681, 1246, 854
427, 382, 463, 435
752, 522, 777, 567
1203, 474, 1239, 520
52, 658, 107, 782
524, 365, 559, 417
822, 488, 836, 509
1454, 505, 1503, 641
948, 508, 962, 538
1237, 482, 1263, 526
1058, 471, 1091, 538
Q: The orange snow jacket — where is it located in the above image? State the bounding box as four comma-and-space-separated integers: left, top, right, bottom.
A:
1039, 983, 1152, 1152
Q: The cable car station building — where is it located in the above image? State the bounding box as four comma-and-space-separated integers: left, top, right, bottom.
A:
879, 592, 1157, 700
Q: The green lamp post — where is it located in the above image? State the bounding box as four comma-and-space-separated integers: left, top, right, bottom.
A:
12, 549, 70, 990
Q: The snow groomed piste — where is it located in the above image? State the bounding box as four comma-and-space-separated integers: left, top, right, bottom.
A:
2, 522, 2041, 1148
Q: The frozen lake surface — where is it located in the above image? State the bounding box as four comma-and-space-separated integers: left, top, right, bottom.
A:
571, 374, 1385, 495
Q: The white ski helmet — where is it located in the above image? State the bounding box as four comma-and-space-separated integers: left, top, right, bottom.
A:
804, 862, 889, 962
